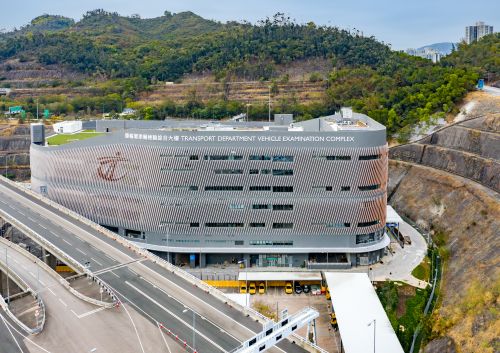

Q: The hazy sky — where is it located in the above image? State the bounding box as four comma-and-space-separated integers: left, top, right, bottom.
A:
0, 0, 498, 49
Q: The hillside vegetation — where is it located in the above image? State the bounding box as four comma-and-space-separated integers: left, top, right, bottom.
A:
441, 33, 500, 83
0, 10, 490, 140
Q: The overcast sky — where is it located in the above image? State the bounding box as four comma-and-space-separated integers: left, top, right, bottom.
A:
0, 0, 498, 49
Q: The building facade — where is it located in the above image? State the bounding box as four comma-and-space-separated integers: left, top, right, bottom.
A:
31, 113, 389, 268
465, 21, 494, 44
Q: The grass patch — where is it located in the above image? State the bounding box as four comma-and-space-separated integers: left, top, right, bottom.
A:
377, 281, 431, 352
412, 256, 431, 281
47, 132, 104, 145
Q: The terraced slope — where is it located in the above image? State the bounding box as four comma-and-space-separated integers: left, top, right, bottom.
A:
390, 115, 500, 192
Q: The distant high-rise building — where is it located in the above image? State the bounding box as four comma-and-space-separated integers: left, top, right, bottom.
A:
405, 48, 442, 63
465, 21, 494, 44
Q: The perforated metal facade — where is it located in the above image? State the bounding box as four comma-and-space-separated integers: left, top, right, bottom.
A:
31, 116, 389, 266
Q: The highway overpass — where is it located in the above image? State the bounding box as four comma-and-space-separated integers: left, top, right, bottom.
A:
0, 176, 317, 353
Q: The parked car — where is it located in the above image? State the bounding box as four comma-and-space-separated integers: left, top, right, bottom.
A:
294, 283, 303, 294
285, 282, 293, 294
311, 285, 322, 295
249, 282, 257, 295
303, 284, 311, 293
240, 283, 247, 294
258, 282, 266, 294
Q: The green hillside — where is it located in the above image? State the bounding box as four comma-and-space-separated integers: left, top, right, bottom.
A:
441, 33, 500, 82
0, 10, 490, 140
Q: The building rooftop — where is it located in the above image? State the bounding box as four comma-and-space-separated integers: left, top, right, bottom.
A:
324, 272, 404, 353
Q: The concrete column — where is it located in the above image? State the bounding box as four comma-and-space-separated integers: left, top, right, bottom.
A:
199, 253, 206, 268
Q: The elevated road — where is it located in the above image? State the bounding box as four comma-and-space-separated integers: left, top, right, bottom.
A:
0, 177, 309, 353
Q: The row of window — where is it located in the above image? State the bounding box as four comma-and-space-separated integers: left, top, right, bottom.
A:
202, 222, 294, 228
312, 220, 381, 228
168, 221, 380, 228
204, 186, 292, 192
215, 169, 293, 176
313, 184, 381, 192
249, 240, 294, 246
161, 154, 380, 161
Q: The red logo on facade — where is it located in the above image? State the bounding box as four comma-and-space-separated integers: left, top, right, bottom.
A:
97, 152, 128, 181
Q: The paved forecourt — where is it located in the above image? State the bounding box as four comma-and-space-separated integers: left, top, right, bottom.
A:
0, 177, 308, 353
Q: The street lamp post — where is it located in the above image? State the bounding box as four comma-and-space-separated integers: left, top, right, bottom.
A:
5, 247, 10, 304
238, 259, 248, 306
368, 319, 376, 353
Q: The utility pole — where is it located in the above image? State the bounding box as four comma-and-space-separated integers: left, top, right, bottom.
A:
36, 98, 39, 120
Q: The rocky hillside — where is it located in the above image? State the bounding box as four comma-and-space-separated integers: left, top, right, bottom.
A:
388, 106, 500, 353
390, 98, 500, 192
0, 124, 34, 180
388, 161, 499, 353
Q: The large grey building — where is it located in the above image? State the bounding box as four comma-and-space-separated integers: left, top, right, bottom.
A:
31, 111, 389, 268
465, 21, 494, 44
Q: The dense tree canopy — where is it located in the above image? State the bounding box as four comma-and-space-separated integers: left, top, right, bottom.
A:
0, 10, 489, 140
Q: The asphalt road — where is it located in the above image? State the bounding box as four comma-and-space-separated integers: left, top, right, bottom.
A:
0, 236, 188, 353
0, 313, 29, 353
0, 178, 308, 353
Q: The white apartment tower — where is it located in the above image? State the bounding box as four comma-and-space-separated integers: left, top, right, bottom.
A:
465, 21, 494, 44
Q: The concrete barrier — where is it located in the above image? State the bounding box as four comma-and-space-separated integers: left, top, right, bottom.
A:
0, 256, 45, 335
0, 234, 116, 309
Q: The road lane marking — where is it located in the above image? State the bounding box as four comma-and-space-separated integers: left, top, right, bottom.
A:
58, 298, 67, 307
120, 302, 146, 353
74, 307, 107, 319
50, 232, 59, 238
62, 239, 71, 246
0, 313, 51, 353
0, 313, 25, 353
76, 248, 86, 256
125, 280, 228, 353
90, 257, 102, 266
47, 288, 56, 296
158, 322, 173, 353
39, 279, 46, 286
110, 271, 120, 278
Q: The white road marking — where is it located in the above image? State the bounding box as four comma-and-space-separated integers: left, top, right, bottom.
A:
0, 313, 51, 353
74, 307, 107, 319
51, 232, 59, 238
58, 298, 67, 307
62, 238, 71, 246
29, 271, 36, 278
47, 288, 56, 296
158, 322, 173, 353
120, 302, 146, 353
125, 281, 227, 353
0, 314, 25, 353
39, 279, 46, 286
110, 271, 120, 278
90, 257, 102, 266
76, 248, 86, 256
